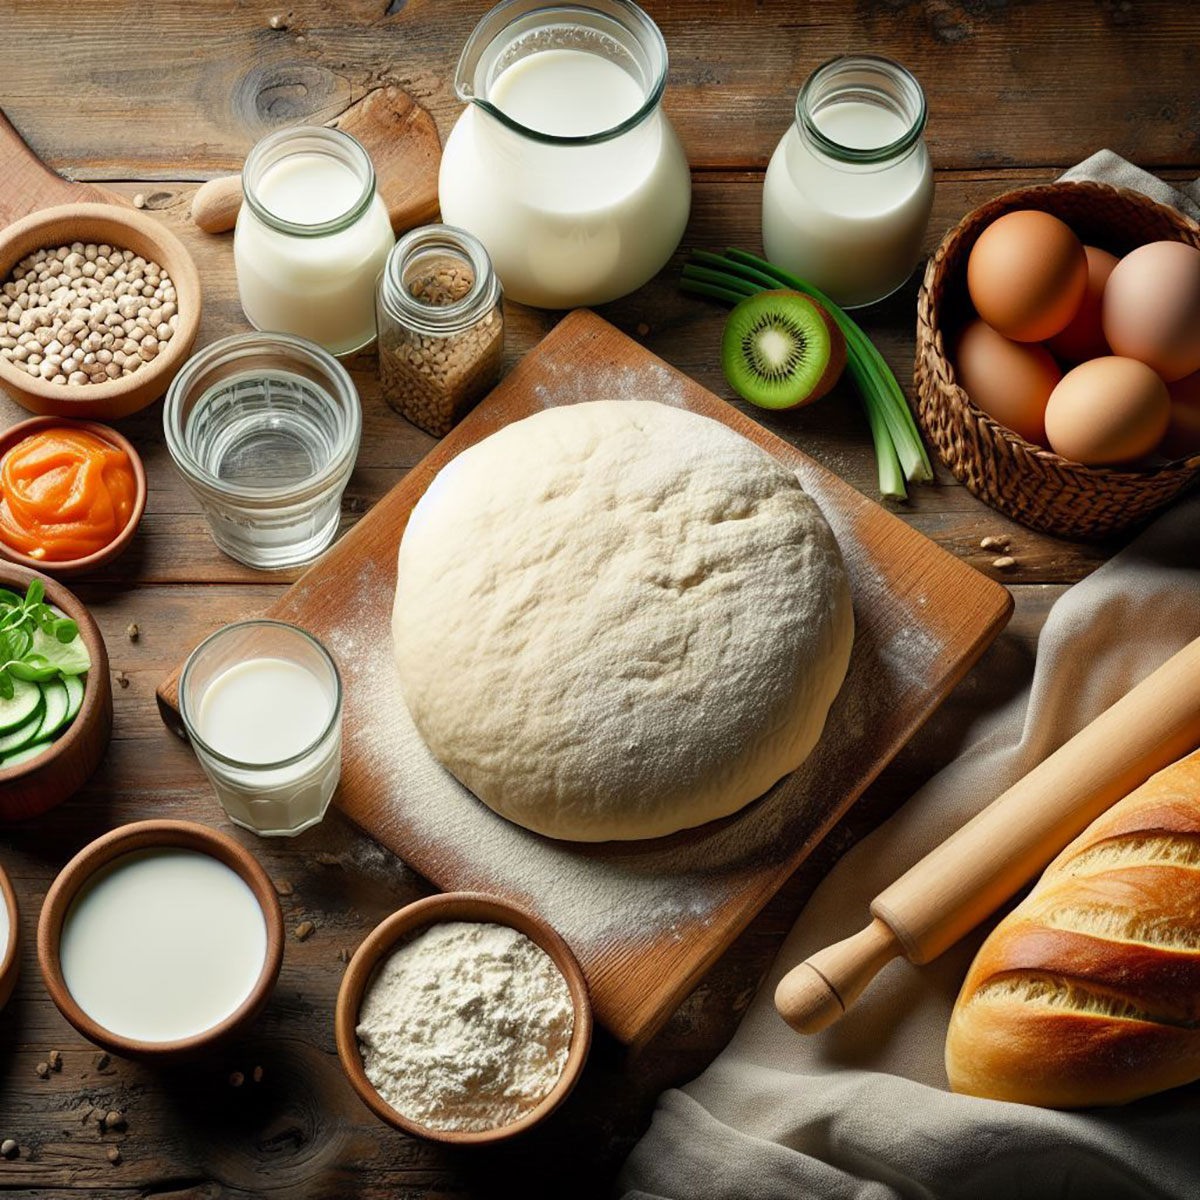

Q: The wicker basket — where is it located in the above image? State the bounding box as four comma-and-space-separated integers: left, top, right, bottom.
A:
915, 181, 1200, 539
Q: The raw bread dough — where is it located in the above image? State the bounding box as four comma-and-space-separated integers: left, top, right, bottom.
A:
392, 401, 854, 842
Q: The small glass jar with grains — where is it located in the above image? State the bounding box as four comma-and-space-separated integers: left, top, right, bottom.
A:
375, 224, 503, 437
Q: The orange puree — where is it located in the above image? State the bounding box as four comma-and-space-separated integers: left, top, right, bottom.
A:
0, 427, 137, 561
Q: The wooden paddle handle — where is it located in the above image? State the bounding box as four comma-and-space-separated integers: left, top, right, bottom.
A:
191, 175, 244, 233
776, 636, 1200, 1033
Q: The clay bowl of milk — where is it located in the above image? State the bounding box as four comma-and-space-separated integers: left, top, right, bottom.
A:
0, 860, 18, 1013
335, 892, 592, 1145
37, 819, 284, 1060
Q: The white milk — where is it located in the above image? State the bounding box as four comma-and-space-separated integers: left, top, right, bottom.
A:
762, 98, 933, 308
194, 657, 341, 836
439, 47, 691, 309
235, 145, 394, 355
60, 849, 267, 1042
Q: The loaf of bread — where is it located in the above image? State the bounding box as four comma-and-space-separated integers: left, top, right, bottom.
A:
945, 747, 1200, 1108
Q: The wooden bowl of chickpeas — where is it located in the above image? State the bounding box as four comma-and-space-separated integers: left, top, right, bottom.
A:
0, 202, 202, 420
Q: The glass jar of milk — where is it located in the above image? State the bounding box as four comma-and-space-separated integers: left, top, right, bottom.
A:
179, 621, 343, 837
235, 126, 394, 355
762, 55, 934, 309
438, 0, 691, 309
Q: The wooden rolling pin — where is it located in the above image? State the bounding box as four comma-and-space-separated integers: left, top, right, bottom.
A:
776, 635, 1200, 1034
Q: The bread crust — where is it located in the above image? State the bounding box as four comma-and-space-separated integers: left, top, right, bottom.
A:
945, 748, 1200, 1107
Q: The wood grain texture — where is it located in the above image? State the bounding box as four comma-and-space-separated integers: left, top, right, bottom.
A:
157, 310, 1012, 1045
1, 0, 1197, 1191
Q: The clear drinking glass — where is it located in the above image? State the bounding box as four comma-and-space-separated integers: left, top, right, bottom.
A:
762, 54, 933, 308
178, 620, 343, 838
163, 331, 362, 569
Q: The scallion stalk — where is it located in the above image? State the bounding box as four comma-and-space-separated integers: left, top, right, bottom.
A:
680, 248, 933, 499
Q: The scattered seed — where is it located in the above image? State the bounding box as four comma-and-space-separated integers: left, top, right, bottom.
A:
252, 1065, 264, 1084
126, 622, 139, 642
637, 322, 650, 336
106, 1147, 122, 1165
273, 878, 293, 896
991, 555, 1017, 570
337, 946, 352, 963
94, 1052, 111, 1071
268, 12, 287, 28
132, 194, 146, 209
294, 920, 315, 942
103, 1110, 125, 1131
35, 1062, 49, 1079
48, 1049, 62, 1071
229, 1070, 245, 1087
979, 535, 1010, 551
313, 851, 340, 866
81, 1106, 95, 1125
0, 1139, 17, 1159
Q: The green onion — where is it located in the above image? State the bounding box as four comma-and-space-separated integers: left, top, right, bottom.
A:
680, 248, 932, 499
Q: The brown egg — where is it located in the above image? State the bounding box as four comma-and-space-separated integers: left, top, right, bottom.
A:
1045, 246, 1119, 363
1045, 357, 1170, 465
966, 210, 1088, 342
1161, 369, 1200, 459
954, 318, 1060, 444
1102, 240, 1200, 381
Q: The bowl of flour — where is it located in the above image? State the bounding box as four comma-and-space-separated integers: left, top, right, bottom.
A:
334, 891, 592, 1143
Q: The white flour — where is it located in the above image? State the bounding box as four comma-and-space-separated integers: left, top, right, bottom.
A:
356, 921, 574, 1132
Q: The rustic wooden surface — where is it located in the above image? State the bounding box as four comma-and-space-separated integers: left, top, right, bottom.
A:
0, 1, 1195, 1195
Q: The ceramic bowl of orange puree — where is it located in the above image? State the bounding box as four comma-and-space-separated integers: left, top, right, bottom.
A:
0, 416, 146, 576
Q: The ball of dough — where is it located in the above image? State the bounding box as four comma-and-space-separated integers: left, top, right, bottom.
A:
392, 401, 854, 842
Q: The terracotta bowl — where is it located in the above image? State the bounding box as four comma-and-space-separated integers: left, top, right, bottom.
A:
335, 892, 592, 1145
0, 415, 147, 575
0, 202, 202, 420
37, 819, 284, 1060
0, 562, 111, 822
0, 859, 18, 1012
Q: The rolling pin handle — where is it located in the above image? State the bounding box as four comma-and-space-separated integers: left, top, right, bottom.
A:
775, 917, 901, 1034
191, 175, 245, 234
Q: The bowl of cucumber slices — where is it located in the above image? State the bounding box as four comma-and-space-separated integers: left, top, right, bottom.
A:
0, 564, 111, 821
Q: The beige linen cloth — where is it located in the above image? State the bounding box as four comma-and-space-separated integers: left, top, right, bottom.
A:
619, 156, 1200, 1200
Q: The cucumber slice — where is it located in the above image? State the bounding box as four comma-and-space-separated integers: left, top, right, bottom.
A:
63, 674, 85, 723
0, 703, 44, 755
0, 678, 41, 732
36, 679, 70, 740
0, 740, 52, 769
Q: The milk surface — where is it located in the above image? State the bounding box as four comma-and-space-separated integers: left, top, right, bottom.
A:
198, 657, 332, 765
761, 97, 933, 308
438, 46, 691, 308
60, 849, 267, 1042
256, 153, 364, 225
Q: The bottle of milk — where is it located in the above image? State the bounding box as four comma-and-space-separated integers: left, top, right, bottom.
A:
762, 55, 934, 309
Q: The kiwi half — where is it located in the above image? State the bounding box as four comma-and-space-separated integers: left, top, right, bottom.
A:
721, 289, 846, 410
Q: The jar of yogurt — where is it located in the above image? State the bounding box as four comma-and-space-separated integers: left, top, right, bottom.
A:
438, 0, 691, 309
234, 126, 394, 355
762, 55, 933, 309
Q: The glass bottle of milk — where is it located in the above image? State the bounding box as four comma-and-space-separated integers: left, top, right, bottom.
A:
439, 0, 692, 310
762, 55, 933, 309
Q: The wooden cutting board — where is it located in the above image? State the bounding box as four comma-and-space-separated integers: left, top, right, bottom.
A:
158, 310, 1012, 1047
0, 110, 126, 226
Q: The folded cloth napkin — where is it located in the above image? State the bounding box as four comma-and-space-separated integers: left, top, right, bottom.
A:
618, 156, 1200, 1200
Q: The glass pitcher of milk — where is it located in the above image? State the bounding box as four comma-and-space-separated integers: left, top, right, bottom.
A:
762, 55, 934, 309
439, 0, 691, 310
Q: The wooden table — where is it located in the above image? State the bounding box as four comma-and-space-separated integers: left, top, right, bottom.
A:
0, 2, 1195, 1195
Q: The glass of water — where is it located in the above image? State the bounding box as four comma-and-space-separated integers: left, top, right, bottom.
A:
163, 331, 361, 569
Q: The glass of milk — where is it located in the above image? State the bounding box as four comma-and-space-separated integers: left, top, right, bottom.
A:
179, 621, 343, 837
235, 126, 395, 355
438, 0, 691, 309
762, 55, 934, 309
